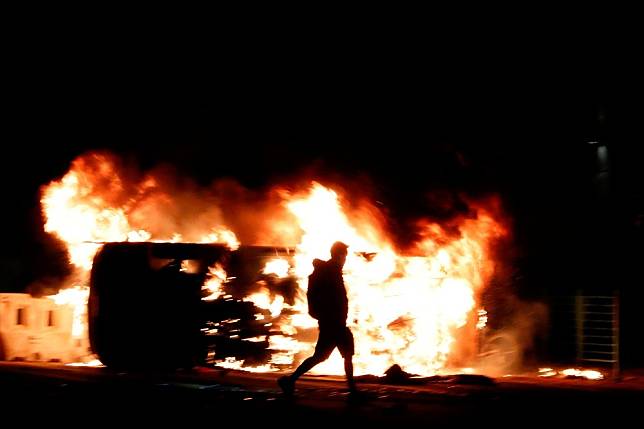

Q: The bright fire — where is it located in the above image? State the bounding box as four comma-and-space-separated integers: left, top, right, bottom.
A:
260, 183, 506, 376
46, 285, 90, 338
539, 367, 604, 380
66, 359, 105, 368
202, 263, 228, 301
40, 152, 508, 376
476, 309, 488, 330
538, 367, 557, 377
561, 368, 604, 380
41, 153, 239, 271
40, 152, 240, 363
262, 258, 290, 278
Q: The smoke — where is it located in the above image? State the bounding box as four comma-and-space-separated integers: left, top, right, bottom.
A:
125, 164, 232, 243
430, 196, 551, 375
26, 268, 87, 297
26, 276, 70, 297
473, 230, 550, 375
208, 179, 300, 247
477, 298, 549, 375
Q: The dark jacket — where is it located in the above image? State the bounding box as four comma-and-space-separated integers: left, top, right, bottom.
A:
307, 258, 348, 325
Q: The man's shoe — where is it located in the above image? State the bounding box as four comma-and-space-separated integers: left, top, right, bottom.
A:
278, 376, 295, 395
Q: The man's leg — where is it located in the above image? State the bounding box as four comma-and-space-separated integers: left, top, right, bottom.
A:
344, 355, 357, 392
340, 326, 357, 393
278, 327, 333, 394
291, 354, 325, 380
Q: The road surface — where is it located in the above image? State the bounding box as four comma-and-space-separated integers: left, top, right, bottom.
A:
1, 362, 641, 427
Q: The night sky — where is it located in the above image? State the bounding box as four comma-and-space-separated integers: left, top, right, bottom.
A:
3, 42, 643, 308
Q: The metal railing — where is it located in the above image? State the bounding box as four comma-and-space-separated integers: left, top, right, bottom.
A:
550, 290, 620, 378
575, 292, 620, 377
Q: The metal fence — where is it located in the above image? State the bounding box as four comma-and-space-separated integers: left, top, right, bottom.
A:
550, 291, 620, 377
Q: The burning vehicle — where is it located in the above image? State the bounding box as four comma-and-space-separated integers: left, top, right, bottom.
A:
87, 240, 519, 375
88, 242, 225, 369
88, 242, 295, 370
24, 151, 521, 377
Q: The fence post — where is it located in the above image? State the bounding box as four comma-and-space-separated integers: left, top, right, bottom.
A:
613, 289, 621, 381
575, 291, 584, 361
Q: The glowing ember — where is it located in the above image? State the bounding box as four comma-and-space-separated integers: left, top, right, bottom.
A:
476, 309, 488, 330
242, 336, 267, 343
538, 367, 557, 377
214, 357, 277, 373
244, 289, 284, 318
561, 368, 604, 380
202, 264, 228, 301
262, 258, 290, 278
200, 228, 240, 250
538, 367, 604, 380
66, 359, 104, 367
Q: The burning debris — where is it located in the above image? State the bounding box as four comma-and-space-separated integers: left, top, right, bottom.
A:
560, 368, 604, 380
538, 367, 604, 380
30, 151, 514, 376
383, 364, 419, 384
353, 363, 497, 387
66, 359, 104, 367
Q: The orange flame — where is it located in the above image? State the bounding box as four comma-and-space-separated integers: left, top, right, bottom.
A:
538, 367, 557, 377
561, 368, 604, 380
40, 153, 507, 376
539, 367, 603, 380
262, 258, 290, 278
200, 229, 240, 251
476, 309, 488, 330
46, 285, 89, 338
247, 182, 506, 376
41, 153, 239, 271
66, 359, 105, 367
40, 152, 240, 359
202, 263, 228, 301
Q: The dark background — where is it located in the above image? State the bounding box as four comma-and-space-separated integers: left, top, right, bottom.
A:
2, 36, 642, 364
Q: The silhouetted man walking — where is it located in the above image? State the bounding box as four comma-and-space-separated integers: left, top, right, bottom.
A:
278, 241, 357, 395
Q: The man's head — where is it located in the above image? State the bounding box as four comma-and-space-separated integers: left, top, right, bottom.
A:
330, 241, 349, 267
